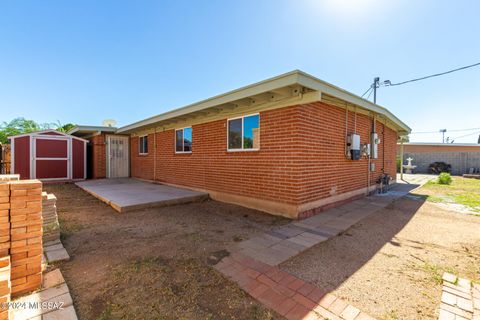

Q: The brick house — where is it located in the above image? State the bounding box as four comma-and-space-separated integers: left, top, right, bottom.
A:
74, 70, 410, 218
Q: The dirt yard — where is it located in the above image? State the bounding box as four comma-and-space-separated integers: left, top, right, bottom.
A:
44, 184, 289, 320
280, 196, 480, 320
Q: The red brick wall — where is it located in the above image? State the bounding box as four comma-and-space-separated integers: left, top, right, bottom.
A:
90, 134, 106, 179
131, 135, 155, 181
131, 106, 305, 204
130, 101, 398, 211
296, 102, 397, 204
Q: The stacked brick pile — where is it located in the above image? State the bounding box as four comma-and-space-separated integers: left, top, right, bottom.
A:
0, 183, 11, 320
41, 192, 60, 243
0, 257, 10, 320
9, 180, 43, 297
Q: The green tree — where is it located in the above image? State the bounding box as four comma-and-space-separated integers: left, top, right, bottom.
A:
0, 118, 76, 144
54, 121, 75, 133
0, 118, 43, 144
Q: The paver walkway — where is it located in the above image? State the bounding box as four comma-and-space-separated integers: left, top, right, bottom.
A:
215, 251, 375, 320
438, 272, 480, 320
231, 185, 414, 266
11, 269, 78, 320
396, 173, 435, 185
216, 180, 430, 319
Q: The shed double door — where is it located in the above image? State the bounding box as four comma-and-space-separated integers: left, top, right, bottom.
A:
32, 136, 70, 180
107, 136, 129, 178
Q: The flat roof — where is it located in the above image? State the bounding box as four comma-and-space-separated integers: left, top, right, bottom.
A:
398, 142, 480, 147
117, 70, 411, 134
67, 125, 117, 136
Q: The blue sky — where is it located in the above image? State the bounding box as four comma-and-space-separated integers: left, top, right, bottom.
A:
1, 0, 479, 143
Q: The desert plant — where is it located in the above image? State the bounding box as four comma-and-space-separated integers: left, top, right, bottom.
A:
438, 172, 452, 185
396, 156, 402, 173
429, 162, 452, 174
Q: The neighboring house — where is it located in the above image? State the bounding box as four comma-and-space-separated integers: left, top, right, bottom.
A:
397, 142, 480, 175
9, 130, 87, 181
70, 70, 408, 219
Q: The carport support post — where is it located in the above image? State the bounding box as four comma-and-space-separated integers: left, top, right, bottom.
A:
400, 140, 404, 180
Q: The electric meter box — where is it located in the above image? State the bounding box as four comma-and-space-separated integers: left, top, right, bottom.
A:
347, 134, 361, 160
371, 133, 380, 159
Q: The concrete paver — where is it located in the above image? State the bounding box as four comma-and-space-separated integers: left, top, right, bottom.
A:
11, 269, 78, 320
438, 272, 476, 320
43, 306, 77, 320
45, 248, 70, 263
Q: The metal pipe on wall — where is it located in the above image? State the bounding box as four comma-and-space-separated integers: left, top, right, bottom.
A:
345, 103, 349, 159
153, 127, 157, 181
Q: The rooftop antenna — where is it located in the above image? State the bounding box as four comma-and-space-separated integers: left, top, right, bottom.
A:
102, 119, 117, 127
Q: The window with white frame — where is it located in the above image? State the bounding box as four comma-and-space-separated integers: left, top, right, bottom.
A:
139, 135, 148, 154
227, 114, 260, 151
175, 127, 192, 153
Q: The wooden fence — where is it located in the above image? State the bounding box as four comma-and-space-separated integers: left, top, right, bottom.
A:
0, 145, 10, 175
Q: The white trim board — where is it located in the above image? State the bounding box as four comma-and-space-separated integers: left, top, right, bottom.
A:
117, 70, 411, 135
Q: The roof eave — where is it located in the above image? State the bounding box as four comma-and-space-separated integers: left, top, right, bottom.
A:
295, 71, 411, 134
117, 70, 303, 133
117, 70, 411, 135
67, 125, 118, 135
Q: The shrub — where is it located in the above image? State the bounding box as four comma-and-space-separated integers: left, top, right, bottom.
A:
396, 156, 402, 173
438, 172, 452, 185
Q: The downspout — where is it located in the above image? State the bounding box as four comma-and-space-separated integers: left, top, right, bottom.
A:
400, 139, 404, 181
354, 106, 357, 133
382, 117, 386, 173
153, 127, 157, 181
367, 113, 376, 195
344, 103, 349, 159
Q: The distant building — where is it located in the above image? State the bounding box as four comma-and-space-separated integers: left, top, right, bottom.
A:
397, 142, 480, 175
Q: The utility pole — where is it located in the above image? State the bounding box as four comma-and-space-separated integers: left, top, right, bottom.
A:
373, 77, 380, 104
440, 129, 447, 143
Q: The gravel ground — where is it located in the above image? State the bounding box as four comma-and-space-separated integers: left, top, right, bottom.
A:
280, 197, 480, 320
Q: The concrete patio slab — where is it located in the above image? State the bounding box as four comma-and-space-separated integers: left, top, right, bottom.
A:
76, 178, 209, 212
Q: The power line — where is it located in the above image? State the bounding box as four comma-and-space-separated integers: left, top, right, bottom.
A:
411, 127, 480, 134
450, 131, 480, 141
385, 61, 480, 87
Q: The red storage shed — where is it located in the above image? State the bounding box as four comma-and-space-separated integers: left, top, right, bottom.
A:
9, 130, 87, 181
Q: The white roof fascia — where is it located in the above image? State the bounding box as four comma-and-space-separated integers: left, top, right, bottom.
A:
117, 71, 301, 133
117, 70, 411, 134
67, 125, 117, 135
295, 71, 410, 133
398, 142, 480, 147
